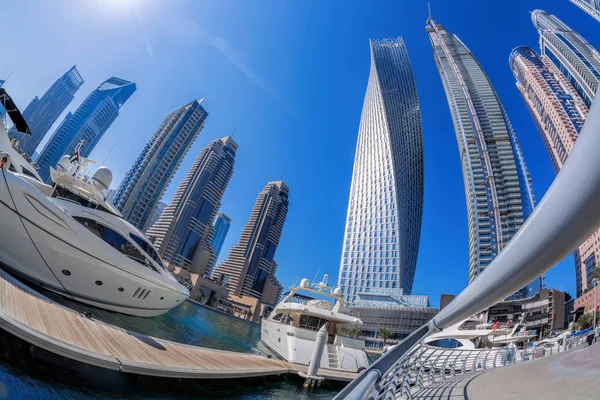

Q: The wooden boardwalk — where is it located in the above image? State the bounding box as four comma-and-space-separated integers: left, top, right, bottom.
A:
0, 269, 356, 382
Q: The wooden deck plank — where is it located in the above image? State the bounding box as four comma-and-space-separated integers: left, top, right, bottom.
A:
0, 269, 356, 382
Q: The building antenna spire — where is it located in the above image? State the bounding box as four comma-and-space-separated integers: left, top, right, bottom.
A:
428, 2, 432, 20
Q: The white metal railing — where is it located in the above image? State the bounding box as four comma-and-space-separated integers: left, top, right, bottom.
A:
346, 335, 589, 400
525, 317, 549, 327
522, 299, 550, 309
333, 85, 600, 399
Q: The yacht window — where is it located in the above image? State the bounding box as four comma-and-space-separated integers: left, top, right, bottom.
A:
427, 338, 463, 349
53, 186, 96, 209
96, 204, 113, 213
73, 216, 159, 273
130, 233, 166, 270
21, 167, 40, 181
299, 315, 327, 331
8, 164, 17, 172
272, 313, 283, 321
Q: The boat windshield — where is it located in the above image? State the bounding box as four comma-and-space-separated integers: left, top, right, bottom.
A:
53, 186, 97, 209
73, 216, 159, 273
21, 167, 40, 181
299, 315, 329, 331
130, 233, 166, 270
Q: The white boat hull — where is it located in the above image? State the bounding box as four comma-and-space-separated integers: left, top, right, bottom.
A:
0, 170, 188, 317
261, 318, 370, 372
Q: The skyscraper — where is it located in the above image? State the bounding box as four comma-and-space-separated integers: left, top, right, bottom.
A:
147, 137, 237, 276
211, 213, 232, 262
145, 201, 167, 233
337, 37, 424, 306
113, 99, 208, 231
532, 10, 600, 108
36, 77, 136, 182
9, 66, 84, 157
211, 181, 288, 305
570, 0, 600, 23
510, 46, 596, 295
426, 18, 541, 298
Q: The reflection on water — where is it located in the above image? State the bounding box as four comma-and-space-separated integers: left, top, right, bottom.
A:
0, 286, 340, 399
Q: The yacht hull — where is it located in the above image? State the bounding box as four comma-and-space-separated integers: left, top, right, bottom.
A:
261, 319, 370, 372
0, 171, 188, 317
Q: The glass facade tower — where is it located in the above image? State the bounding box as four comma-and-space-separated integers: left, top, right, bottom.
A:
211, 181, 288, 305
532, 10, 600, 108
570, 0, 600, 23
427, 19, 542, 299
510, 45, 597, 296
145, 201, 167, 233
113, 99, 208, 232
211, 213, 232, 262
337, 37, 424, 305
36, 77, 136, 182
146, 137, 237, 276
9, 66, 84, 157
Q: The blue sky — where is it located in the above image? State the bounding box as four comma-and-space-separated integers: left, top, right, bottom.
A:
2, 0, 598, 306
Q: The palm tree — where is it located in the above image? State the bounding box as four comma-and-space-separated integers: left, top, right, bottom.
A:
378, 327, 394, 347
577, 313, 593, 330
342, 325, 362, 339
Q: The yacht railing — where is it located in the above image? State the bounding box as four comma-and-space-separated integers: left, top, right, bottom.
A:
334, 90, 600, 399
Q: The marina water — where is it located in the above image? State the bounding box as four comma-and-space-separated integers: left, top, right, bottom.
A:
0, 291, 339, 399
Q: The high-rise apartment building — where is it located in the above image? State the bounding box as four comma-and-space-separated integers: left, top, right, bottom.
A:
337, 38, 424, 306
113, 99, 208, 231
532, 10, 600, 108
211, 213, 232, 262
147, 137, 237, 276
9, 66, 84, 157
211, 181, 288, 305
36, 77, 136, 182
426, 18, 541, 298
510, 47, 598, 295
570, 0, 600, 23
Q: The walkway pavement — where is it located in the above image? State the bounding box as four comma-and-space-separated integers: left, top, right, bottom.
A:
467, 342, 600, 399
411, 343, 600, 399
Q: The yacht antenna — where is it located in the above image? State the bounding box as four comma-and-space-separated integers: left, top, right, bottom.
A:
100, 138, 120, 165
311, 264, 321, 285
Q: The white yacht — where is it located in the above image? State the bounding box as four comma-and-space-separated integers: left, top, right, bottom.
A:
0, 90, 189, 317
424, 314, 538, 350
261, 275, 371, 372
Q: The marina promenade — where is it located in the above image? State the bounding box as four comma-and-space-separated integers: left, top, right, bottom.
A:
411, 343, 600, 400
0, 268, 355, 382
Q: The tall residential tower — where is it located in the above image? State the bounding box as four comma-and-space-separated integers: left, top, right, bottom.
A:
9, 66, 84, 157
211, 181, 288, 305
532, 10, 600, 108
337, 38, 424, 305
113, 99, 208, 231
511, 10, 600, 295
570, 0, 600, 23
426, 19, 541, 298
147, 137, 237, 276
36, 77, 136, 182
